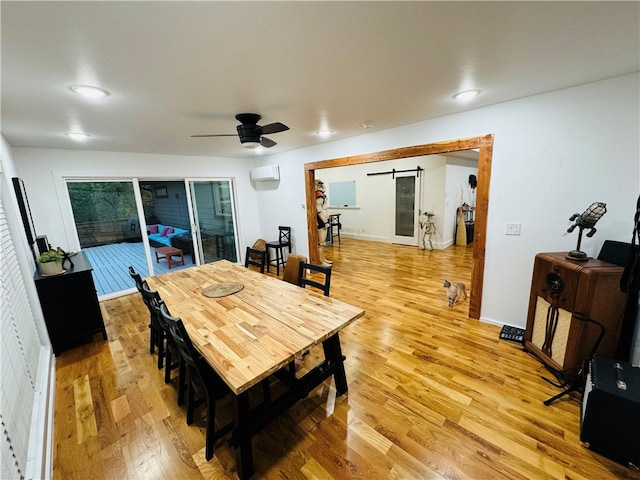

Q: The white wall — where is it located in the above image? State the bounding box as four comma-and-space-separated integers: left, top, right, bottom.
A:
318, 155, 477, 248
11, 149, 262, 254
255, 73, 640, 328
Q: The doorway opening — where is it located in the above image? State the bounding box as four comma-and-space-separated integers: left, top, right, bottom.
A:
303, 134, 494, 319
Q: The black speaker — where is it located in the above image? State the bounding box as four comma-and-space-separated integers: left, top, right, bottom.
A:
580, 355, 640, 470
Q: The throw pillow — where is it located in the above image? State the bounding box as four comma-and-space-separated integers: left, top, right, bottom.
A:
160, 227, 174, 237
148, 225, 158, 234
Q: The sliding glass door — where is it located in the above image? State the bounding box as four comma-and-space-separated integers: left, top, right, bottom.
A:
66, 177, 241, 298
67, 180, 150, 296
188, 180, 239, 264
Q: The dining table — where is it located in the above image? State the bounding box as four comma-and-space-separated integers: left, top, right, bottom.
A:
146, 259, 365, 479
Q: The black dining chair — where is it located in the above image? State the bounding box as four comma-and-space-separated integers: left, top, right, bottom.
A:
297, 262, 332, 296
129, 265, 160, 356
266, 226, 291, 276
244, 246, 266, 273
142, 283, 185, 405
160, 302, 233, 461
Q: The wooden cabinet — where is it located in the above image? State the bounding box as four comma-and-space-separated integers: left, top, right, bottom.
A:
524, 252, 627, 379
35, 251, 107, 356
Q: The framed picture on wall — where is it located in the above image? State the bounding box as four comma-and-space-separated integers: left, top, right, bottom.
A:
154, 186, 168, 198
12, 177, 37, 245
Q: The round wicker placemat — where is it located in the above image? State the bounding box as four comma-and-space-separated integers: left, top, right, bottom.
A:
202, 281, 244, 298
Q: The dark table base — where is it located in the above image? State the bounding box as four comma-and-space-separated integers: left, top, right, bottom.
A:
231, 332, 347, 479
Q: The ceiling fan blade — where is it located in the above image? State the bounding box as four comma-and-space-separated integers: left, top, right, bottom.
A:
256, 122, 289, 135
190, 134, 237, 138
260, 137, 277, 148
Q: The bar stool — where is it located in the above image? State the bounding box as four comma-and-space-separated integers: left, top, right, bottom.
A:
328, 214, 341, 244
265, 226, 291, 276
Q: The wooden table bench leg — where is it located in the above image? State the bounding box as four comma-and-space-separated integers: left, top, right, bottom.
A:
233, 391, 254, 480
322, 333, 348, 395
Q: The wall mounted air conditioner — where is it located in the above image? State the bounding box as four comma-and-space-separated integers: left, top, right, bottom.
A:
250, 165, 280, 182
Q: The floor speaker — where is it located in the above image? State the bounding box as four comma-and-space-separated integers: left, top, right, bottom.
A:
581, 354, 640, 470
524, 252, 627, 380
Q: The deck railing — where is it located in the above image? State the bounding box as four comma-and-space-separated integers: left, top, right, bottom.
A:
77, 218, 141, 247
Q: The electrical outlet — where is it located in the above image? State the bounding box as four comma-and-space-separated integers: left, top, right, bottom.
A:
505, 222, 521, 235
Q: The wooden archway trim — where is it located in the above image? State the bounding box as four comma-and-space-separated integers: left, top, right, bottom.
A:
304, 134, 494, 320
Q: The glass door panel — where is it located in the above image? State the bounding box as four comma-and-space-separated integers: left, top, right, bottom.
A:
138, 180, 194, 269
392, 174, 420, 246
67, 180, 149, 297
188, 180, 239, 264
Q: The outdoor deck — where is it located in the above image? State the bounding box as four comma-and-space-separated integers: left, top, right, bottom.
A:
83, 241, 194, 297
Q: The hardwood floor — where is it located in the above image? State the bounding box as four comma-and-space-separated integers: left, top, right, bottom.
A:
53, 239, 635, 479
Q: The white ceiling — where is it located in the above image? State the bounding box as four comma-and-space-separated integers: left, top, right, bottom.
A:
2, 1, 639, 159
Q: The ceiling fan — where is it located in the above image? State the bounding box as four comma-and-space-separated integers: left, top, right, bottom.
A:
191, 113, 289, 149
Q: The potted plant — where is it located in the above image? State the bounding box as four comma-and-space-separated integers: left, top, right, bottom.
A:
37, 248, 64, 275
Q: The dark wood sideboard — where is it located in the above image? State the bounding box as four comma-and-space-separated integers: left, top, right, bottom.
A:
524, 252, 627, 380
34, 250, 107, 356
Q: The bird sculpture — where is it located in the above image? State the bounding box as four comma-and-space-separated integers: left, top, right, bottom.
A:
566, 202, 607, 260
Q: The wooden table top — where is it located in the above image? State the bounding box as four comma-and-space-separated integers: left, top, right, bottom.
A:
146, 260, 364, 395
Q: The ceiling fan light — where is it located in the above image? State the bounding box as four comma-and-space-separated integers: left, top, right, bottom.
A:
453, 89, 480, 101
242, 141, 261, 150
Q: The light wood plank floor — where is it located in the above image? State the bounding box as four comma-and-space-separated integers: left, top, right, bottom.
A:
53, 239, 636, 479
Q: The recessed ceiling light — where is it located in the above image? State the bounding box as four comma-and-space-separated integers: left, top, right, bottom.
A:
452, 89, 481, 101
316, 129, 333, 137
65, 132, 91, 141
69, 84, 110, 98
362, 121, 375, 129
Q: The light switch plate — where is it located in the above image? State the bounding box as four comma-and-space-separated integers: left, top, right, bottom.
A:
505, 222, 521, 235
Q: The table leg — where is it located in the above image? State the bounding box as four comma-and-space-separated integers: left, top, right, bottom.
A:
233, 391, 254, 480
322, 333, 348, 395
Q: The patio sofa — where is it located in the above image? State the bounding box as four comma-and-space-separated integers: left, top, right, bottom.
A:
147, 224, 189, 248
